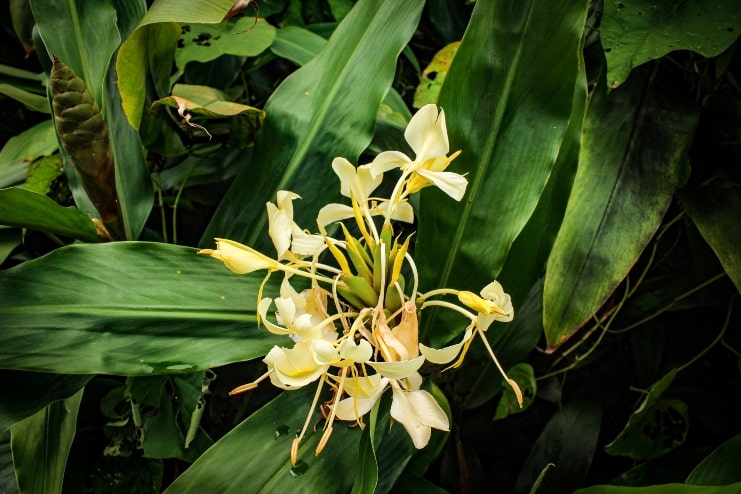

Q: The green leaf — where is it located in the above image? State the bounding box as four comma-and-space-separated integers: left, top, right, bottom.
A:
164, 387, 361, 494
543, 66, 699, 350
0, 228, 22, 265
514, 400, 602, 493
116, 0, 244, 129
0, 83, 50, 113
416, 0, 589, 347
23, 154, 64, 195
270, 26, 327, 66
0, 187, 101, 242
601, 0, 741, 88
351, 427, 378, 494
493, 362, 535, 421
412, 42, 459, 109
388, 472, 450, 494
679, 175, 741, 293
172, 17, 275, 83
0, 242, 284, 375
10, 388, 84, 494
0, 371, 91, 431
0, 120, 58, 169
201, 0, 425, 249
0, 432, 19, 494
575, 483, 741, 494
606, 369, 688, 460
29, 0, 120, 106
686, 434, 741, 485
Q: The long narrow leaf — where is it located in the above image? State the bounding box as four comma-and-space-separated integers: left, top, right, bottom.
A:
10, 388, 83, 494
543, 66, 698, 350
0, 242, 282, 375
201, 0, 425, 249
416, 0, 590, 346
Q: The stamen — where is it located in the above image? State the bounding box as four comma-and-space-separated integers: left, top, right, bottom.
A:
293, 376, 326, 464
477, 330, 523, 407
229, 369, 273, 395
315, 426, 333, 456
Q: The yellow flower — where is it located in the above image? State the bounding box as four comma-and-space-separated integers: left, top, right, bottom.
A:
198, 238, 278, 274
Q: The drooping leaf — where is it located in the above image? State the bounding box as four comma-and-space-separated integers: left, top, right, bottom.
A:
50, 58, 120, 236
0, 83, 50, 113
0, 242, 284, 375
606, 369, 689, 460
163, 387, 361, 494
172, 17, 275, 83
543, 65, 699, 350
10, 388, 84, 494
601, 0, 741, 88
116, 0, 247, 129
416, 0, 590, 347
0, 187, 101, 242
679, 175, 741, 293
201, 0, 426, 249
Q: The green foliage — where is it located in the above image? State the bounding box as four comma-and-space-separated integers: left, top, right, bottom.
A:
0, 0, 739, 492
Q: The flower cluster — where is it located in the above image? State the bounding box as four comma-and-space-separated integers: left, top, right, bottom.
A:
200, 104, 522, 463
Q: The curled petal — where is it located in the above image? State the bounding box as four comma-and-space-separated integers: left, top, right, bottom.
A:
264, 343, 328, 389
291, 229, 326, 257
405, 104, 449, 163
414, 169, 468, 201
390, 387, 449, 449
317, 203, 354, 227
338, 338, 373, 363
373, 201, 414, 223
419, 328, 473, 364
335, 375, 389, 421
368, 355, 424, 379
369, 150, 411, 178
258, 298, 293, 335
332, 157, 382, 203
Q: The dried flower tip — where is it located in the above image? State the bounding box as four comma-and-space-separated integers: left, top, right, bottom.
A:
291, 437, 300, 465
508, 378, 524, 407
228, 382, 258, 395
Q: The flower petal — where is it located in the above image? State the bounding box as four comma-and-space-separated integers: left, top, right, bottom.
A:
258, 298, 293, 335
317, 203, 354, 227
419, 328, 473, 364
264, 342, 327, 388
368, 355, 424, 379
405, 104, 449, 163
369, 150, 411, 178
415, 169, 468, 201
389, 387, 449, 449
335, 375, 388, 421
199, 238, 277, 274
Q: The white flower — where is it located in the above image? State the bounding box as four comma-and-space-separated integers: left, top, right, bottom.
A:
267, 190, 326, 259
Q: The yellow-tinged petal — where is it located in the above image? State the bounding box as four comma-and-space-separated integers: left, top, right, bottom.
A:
317, 203, 354, 227
389, 387, 449, 449
414, 168, 468, 201
258, 298, 293, 335
419, 328, 473, 364
264, 343, 328, 389
368, 355, 424, 379
405, 104, 449, 163
199, 238, 277, 274
335, 375, 389, 421
369, 150, 411, 179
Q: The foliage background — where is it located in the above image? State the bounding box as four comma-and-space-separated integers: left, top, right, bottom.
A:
0, 0, 740, 492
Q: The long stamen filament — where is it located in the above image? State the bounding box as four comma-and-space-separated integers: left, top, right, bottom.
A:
420, 299, 476, 320
317, 367, 348, 456
229, 369, 273, 395
292, 375, 326, 464
477, 330, 523, 406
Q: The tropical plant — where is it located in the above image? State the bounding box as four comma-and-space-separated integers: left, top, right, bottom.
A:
0, 0, 739, 492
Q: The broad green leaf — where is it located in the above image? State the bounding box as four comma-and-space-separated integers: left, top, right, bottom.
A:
387, 472, 450, 494
514, 400, 602, 493
413, 42, 459, 108
606, 369, 688, 460
351, 427, 378, 494
416, 0, 589, 347
10, 388, 83, 494
575, 483, 741, 494
0, 120, 57, 169
0, 242, 284, 375
543, 66, 698, 350
270, 26, 327, 66
164, 387, 361, 494
117, 0, 243, 129
686, 434, 741, 485
601, 0, 741, 88
172, 17, 275, 83
0, 371, 91, 431
29, 0, 120, 106
23, 154, 64, 195
201, 0, 425, 249
0, 83, 50, 113
0, 187, 101, 242
679, 175, 741, 293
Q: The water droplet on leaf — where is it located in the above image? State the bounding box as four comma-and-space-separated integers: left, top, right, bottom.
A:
289, 460, 308, 477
